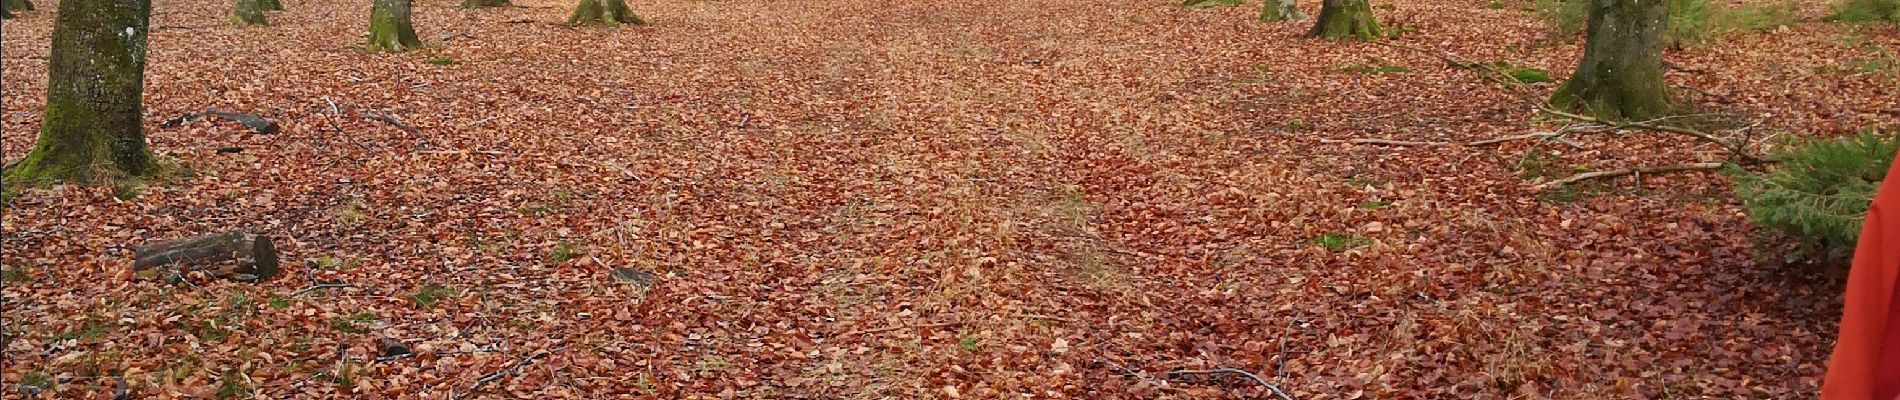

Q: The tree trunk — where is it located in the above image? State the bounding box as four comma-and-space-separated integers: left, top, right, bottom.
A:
1308, 0, 1380, 41
1260, 0, 1304, 21
567, 0, 641, 26
231, 0, 267, 26
367, 0, 421, 51
259, 0, 281, 11
1, 0, 158, 186
1548, 0, 1670, 121
459, 0, 510, 8
132, 232, 281, 281
5, 0, 32, 12
2, 3, 13, 18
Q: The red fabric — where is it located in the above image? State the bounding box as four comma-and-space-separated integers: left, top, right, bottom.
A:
1822, 152, 1900, 400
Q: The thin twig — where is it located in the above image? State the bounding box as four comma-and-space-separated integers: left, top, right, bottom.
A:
1533, 162, 1726, 190
292, 283, 355, 296
1466, 131, 1586, 149
1274, 313, 1301, 381
1369, 41, 1536, 98
1318, 138, 1448, 146
458, 345, 569, 400
1539, 108, 1763, 163
416, 150, 506, 156
374, 352, 415, 362
834, 321, 960, 338
1164, 368, 1295, 400
464, 115, 504, 127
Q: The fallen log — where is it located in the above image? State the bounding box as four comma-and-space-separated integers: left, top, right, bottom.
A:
132, 232, 281, 281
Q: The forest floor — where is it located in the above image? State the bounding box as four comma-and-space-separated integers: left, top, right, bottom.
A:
3, 0, 1898, 398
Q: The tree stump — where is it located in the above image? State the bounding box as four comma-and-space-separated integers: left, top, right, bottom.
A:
1308, 0, 1382, 41
367, 0, 422, 52
567, 0, 642, 26
132, 232, 280, 281
231, 0, 268, 26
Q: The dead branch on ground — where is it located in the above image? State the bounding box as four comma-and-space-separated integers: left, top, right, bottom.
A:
1164, 368, 1295, 400
454, 345, 569, 400
834, 321, 961, 338
1533, 162, 1726, 190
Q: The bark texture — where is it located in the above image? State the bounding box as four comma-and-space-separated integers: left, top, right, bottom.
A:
1549, 0, 1670, 121
231, 0, 267, 26
367, 0, 421, 51
2, 0, 158, 186
5, 0, 32, 12
459, 0, 510, 8
132, 232, 281, 281
567, 0, 642, 26
1308, 0, 1380, 40
1260, 0, 1305, 21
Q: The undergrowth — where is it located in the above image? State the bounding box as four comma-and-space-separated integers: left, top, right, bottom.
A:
1731, 127, 1897, 267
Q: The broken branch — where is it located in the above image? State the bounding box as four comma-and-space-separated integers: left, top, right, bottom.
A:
458, 345, 569, 399
1533, 162, 1725, 190
834, 321, 961, 338
1318, 138, 1448, 146
292, 282, 355, 296
1164, 368, 1294, 400
1539, 108, 1762, 163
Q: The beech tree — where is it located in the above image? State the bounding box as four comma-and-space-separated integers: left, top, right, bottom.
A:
2, 0, 160, 186
1261, 0, 1305, 21
232, 0, 268, 26
1308, 0, 1381, 40
568, 0, 642, 26
1549, 0, 1669, 121
367, 0, 421, 51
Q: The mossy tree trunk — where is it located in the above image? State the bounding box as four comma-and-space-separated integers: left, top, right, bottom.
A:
459, 0, 510, 8
1308, 0, 1380, 41
2, 0, 29, 18
231, 0, 267, 26
1260, 0, 1304, 21
366, 0, 421, 51
1548, 0, 1669, 121
2, 0, 158, 186
259, 0, 281, 11
567, 0, 642, 26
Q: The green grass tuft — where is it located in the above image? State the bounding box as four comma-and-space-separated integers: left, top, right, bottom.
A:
409, 281, 455, 307
549, 240, 583, 262
1312, 232, 1372, 251
329, 312, 376, 334
1341, 58, 1410, 74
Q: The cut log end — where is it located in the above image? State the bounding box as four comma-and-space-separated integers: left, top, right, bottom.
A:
132, 232, 281, 281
